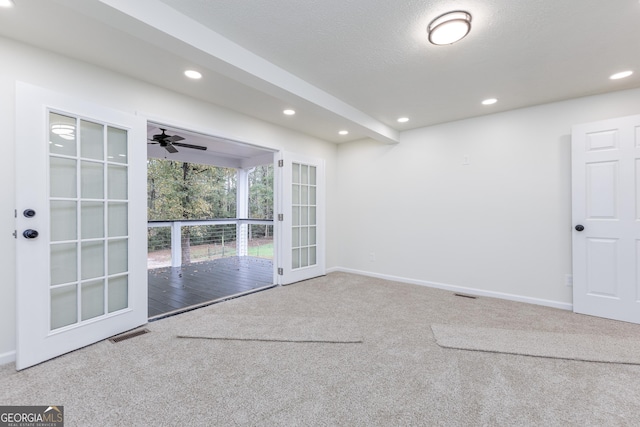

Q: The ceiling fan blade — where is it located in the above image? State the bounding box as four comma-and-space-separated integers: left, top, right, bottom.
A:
164, 144, 179, 153
173, 142, 207, 151
164, 135, 185, 143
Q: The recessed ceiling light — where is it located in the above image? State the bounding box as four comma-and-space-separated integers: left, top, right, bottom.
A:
0, 0, 15, 8
339, 130, 349, 135
397, 117, 410, 123
428, 11, 472, 45
610, 70, 633, 80
184, 70, 202, 79
482, 98, 498, 105
283, 109, 296, 116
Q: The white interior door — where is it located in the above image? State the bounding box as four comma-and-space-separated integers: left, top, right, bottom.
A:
572, 114, 640, 324
15, 82, 148, 370
277, 152, 325, 285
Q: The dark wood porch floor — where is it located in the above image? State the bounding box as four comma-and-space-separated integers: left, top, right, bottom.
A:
148, 256, 274, 318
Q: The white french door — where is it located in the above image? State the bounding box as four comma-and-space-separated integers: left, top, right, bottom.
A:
277, 152, 325, 285
571, 114, 640, 324
15, 82, 148, 370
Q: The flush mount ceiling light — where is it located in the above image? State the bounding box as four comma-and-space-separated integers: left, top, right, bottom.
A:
428, 11, 472, 45
338, 130, 349, 135
0, 0, 15, 8
610, 70, 633, 80
283, 109, 296, 115
184, 70, 202, 79
397, 117, 410, 123
482, 98, 498, 105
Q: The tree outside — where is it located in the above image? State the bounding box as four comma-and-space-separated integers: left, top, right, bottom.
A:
147, 159, 273, 265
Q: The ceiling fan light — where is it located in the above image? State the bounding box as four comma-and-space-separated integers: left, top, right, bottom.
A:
428, 11, 472, 45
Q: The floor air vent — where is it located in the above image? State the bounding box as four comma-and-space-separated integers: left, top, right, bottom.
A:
109, 328, 150, 343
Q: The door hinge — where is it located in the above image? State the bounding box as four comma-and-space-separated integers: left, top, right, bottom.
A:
14, 209, 17, 218
278, 213, 284, 221
278, 159, 284, 167
278, 267, 283, 275
13, 230, 17, 239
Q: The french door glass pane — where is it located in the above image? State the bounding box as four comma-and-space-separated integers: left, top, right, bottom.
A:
108, 165, 128, 199
108, 239, 128, 275
50, 243, 77, 285
292, 228, 299, 247
51, 201, 77, 241
309, 226, 317, 245
51, 285, 77, 329
107, 126, 128, 164
108, 276, 128, 313
108, 202, 128, 237
81, 202, 104, 239
80, 120, 104, 160
81, 161, 104, 199
309, 166, 316, 185
292, 184, 300, 204
309, 246, 317, 265
81, 241, 104, 280
49, 113, 77, 156
309, 187, 316, 204
48, 111, 130, 330
50, 157, 77, 198
81, 280, 105, 321
291, 161, 318, 270
292, 249, 300, 269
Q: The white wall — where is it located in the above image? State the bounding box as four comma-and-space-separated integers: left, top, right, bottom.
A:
0, 37, 338, 363
335, 88, 640, 307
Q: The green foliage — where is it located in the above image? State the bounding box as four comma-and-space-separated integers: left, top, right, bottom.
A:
147, 159, 238, 221
147, 159, 274, 256
249, 164, 274, 219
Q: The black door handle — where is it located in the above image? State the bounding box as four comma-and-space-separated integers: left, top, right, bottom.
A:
23, 209, 36, 218
23, 229, 39, 239
575, 225, 584, 232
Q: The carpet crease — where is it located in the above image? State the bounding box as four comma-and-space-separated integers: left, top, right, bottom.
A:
431, 323, 640, 365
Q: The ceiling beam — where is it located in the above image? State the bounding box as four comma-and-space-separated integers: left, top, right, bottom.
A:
88, 0, 400, 144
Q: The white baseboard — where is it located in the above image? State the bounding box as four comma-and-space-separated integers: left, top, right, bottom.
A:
0, 350, 16, 366
327, 266, 573, 311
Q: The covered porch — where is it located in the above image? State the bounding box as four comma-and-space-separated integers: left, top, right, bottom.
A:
146, 123, 276, 318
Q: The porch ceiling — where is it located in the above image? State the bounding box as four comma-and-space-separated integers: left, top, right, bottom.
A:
146, 123, 275, 169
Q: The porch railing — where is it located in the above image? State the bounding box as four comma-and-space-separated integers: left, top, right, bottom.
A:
148, 219, 274, 268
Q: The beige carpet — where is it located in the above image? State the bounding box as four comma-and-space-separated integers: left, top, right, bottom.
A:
2, 272, 640, 426
431, 324, 640, 365
176, 314, 363, 343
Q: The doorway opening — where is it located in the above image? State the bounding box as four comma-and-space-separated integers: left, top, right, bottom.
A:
145, 122, 277, 319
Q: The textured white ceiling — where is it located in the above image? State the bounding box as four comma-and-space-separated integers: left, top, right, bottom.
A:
1, 0, 639, 145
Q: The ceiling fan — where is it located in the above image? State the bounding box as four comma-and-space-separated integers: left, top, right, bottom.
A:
147, 129, 207, 153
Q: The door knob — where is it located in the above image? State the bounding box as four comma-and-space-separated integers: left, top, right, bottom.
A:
23, 229, 39, 239
575, 224, 584, 232
23, 209, 36, 218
